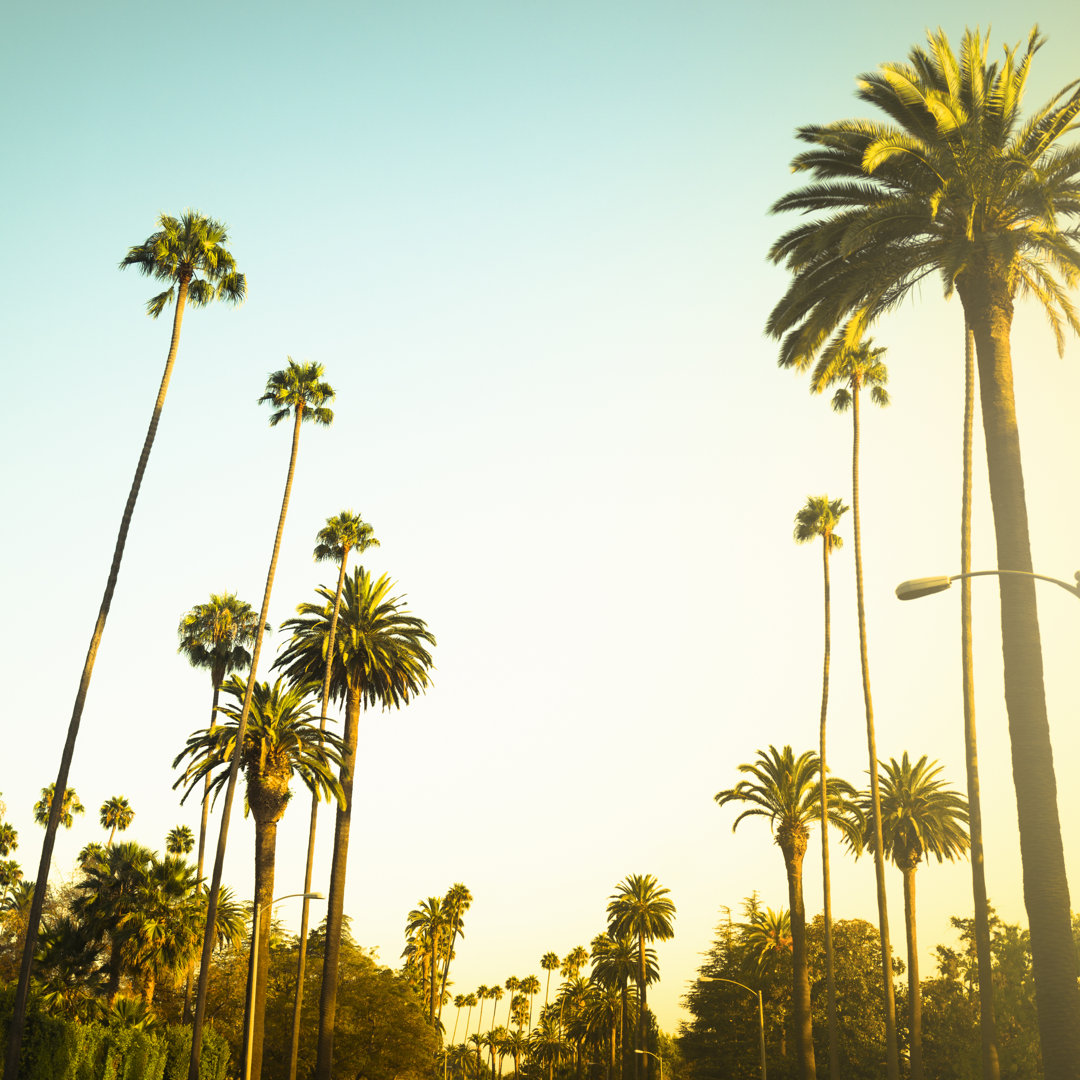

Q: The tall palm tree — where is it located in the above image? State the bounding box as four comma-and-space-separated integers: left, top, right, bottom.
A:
765, 28, 1080, 1076
187, 359, 334, 1080
716, 747, 861, 1080
541, 952, 560, 1005
4, 212, 245, 1080
475, 985, 490, 1037
166, 826, 195, 857
177, 593, 262, 880
437, 883, 474, 1027
175, 674, 344, 1080
287, 511, 378, 1080
743, 905, 792, 977
99, 797, 135, 846
561, 946, 590, 983
274, 565, 435, 1080
793, 494, 847, 1080
32, 786, 84, 830
504, 976, 521, 1028
606, 875, 675, 1080
404, 895, 451, 1021
856, 754, 969, 1080
519, 974, 541, 1030
592, 931, 653, 1080
463, 992, 478, 1042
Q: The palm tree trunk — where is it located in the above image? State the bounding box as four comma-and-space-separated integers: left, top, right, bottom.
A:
637, 935, 647, 1080
960, 321, 1001, 1080
962, 277, 1080, 1080
818, 536, 839, 1080
188, 404, 306, 1080
784, 845, 816, 1080
315, 681, 362, 1080
4, 278, 191, 1080
851, 385, 900, 1080
243, 817, 278, 1080
288, 551, 350, 1080
903, 865, 923, 1080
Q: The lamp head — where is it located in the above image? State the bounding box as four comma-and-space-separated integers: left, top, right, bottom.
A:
895, 576, 953, 601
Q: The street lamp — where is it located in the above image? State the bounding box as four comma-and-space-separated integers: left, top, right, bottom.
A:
896, 569, 1080, 602
699, 976, 766, 1080
635, 1048, 664, 1080
244, 891, 323, 1080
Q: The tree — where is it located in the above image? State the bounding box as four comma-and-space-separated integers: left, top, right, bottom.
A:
606, 875, 675, 1080
175, 675, 344, 1080
437, 883, 473, 1028
403, 895, 451, 1022
593, 931, 653, 1080
166, 826, 195, 856
177, 593, 262, 880
274, 565, 435, 1080
99, 797, 135, 846
794, 493, 847, 1080
4, 211, 245, 1080
716, 747, 861, 1080
288, 510, 378, 1080
765, 29, 1080, 1076
33, 785, 84, 830
541, 952, 560, 1006
519, 974, 541, 1030
856, 754, 969, 1080
187, 358, 334, 1080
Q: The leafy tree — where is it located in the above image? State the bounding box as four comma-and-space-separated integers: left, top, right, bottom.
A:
765, 28, 1080, 1075
273, 566, 434, 1079
188, 358, 334, 1080
4, 211, 245, 1080
100, 797, 135, 846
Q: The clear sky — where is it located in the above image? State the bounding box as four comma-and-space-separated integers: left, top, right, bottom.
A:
3, 0, 1080, 1036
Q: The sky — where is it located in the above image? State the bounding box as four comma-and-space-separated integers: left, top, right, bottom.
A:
3, 0, 1080, 1038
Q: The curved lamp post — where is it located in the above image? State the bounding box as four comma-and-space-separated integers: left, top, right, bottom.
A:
896, 569, 1080, 602
635, 1049, 664, 1080
700, 976, 766, 1080
245, 891, 324, 1080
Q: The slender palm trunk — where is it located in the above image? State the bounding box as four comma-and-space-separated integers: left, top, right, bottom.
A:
903, 863, 923, 1080
315, 681, 362, 1079
188, 405, 306, 1080
851, 385, 900, 1080
961, 273, 1080, 1080
960, 321, 1002, 1080
288, 551, 350, 1080
636, 935, 647, 1080
4, 279, 191, 1080
818, 536, 839, 1080
783, 839, 816, 1080
243, 816, 278, 1080
438, 920, 461, 1026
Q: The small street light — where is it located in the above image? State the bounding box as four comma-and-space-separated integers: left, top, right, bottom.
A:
245, 891, 324, 1080
699, 976, 766, 1080
635, 1048, 664, 1080
896, 568, 1080, 602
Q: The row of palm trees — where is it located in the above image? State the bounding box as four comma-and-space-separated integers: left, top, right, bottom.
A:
765, 25, 1080, 1080
717, 745, 969, 1080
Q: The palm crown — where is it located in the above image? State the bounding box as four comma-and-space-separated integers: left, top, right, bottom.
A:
793, 495, 847, 550
258, 359, 335, 429
177, 594, 263, 689
119, 210, 246, 319
810, 337, 891, 414
314, 511, 379, 564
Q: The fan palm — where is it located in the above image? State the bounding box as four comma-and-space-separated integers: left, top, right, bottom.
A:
606, 875, 674, 1080
187, 359, 334, 1080
177, 593, 262, 879
592, 931, 651, 1080
436, 883, 474, 1028
99, 796, 134, 846
541, 952, 560, 1005
403, 895, 451, 1021
175, 675, 343, 1080
274, 565, 434, 1079
4, 212, 245, 1080
166, 825, 195, 856
856, 754, 970, 1080
287, 510, 378, 1080
765, 28, 1080, 1076
32, 785, 84, 830
519, 973, 541, 1030
794, 494, 847, 1079
716, 746, 861, 1080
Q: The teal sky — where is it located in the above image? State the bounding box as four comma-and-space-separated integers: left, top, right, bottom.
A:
4, 0, 1080, 1034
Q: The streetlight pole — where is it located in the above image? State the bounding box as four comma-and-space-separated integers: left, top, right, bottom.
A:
244, 891, 323, 1080
700, 976, 766, 1080
896, 569, 1080, 602
635, 1048, 664, 1080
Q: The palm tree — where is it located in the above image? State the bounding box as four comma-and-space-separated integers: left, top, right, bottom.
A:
175, 674, 344, 1080
529, 1012, 568, 1080
99, 797, 134, 846
743, 905, 792, 978
436, 883, 474, 1027
288, 510, 378, 1080
32, 785, 84, 830
716, 747, 861, 1080
463, 992, 478, 1042
765, 28, 1080, 1075
166, 826, 195, 857
519, 974, 541, 1030
606, 875, 675, 1080
274, 565, 435, 1080
187, 358, 334, 1080
404, 895, 451, 1021
4, 212, 245, 1080
592, 931, 653, 1080
856, 754, 969, 1080
177, 593, 262, 880
505, 976, 521, 1028
541, 952, 560, 1005
793, 494, 847, 1080
475, 985, 490, 1037
561, 946, 590, 982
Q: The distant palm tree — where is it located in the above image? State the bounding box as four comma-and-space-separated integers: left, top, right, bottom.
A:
504, 976, 521, 1028
187, 359, 334, 1080
475, 985, 490, 1037
33, 786, 84, 830
404, 895, 451, 1021
541, 952, 560, 1005
5, 211, 246, 1080
743, 906, 792, 977
856, 754, 969, 1080
274, 565, 434, 1080
592, 931, 653, 1080
166, 826, 195, 857
519, 974, 541, 1030
437, 883, 474, 1027
99, 797, 134, 846
463, 992, 478, 1041
716, 747, 860, 1080
606, 875, 675, 1080
794, 493, 847, 1079
561, 946, 590, 982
